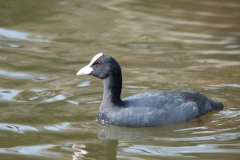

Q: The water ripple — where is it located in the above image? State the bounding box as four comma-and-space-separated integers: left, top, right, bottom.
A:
77, 81, 91, 87
120, 143, 240, 158
0, 28, 50, 43
0, 123, 38, 133
0, 144, 58, 157
0, 69, 33, 79
209, 84, 240, 88
0, 88, 21, 101
0, 87, 72, 102
43, 122, 71, 131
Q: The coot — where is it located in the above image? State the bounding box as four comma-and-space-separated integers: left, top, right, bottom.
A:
77, 53, 224, 127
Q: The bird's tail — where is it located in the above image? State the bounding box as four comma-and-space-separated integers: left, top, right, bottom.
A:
210, 100, 224, 110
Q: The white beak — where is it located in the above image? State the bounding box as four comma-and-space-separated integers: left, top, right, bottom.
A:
76, 65, 93, 75
76, 53, 104, 76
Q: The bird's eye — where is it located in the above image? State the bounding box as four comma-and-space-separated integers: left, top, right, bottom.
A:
96, 61, 101, 66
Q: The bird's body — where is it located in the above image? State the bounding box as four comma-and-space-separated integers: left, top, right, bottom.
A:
99, 91, 221, 127
77, 53, 224, 127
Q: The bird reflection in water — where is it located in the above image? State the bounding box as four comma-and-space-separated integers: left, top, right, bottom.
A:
71, 115, 209, 160
72, 144, 88, 160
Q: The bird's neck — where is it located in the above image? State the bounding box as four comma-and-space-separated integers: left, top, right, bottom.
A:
102, 71, 122, 106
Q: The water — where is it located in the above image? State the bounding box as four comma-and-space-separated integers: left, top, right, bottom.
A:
0, 0, 240, 159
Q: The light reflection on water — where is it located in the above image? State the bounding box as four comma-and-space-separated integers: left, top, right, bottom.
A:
0, 0, 240, 159
0, 69, 33, 79
77, 81, 91, 87
0, 88, 71, 102
0, 123, 38, 133
0, 28, 50, 43
119, 143, 240, 158
0, 88, 21, 101
0, 144, 59, 157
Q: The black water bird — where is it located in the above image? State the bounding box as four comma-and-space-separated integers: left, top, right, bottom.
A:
77, 53, 224, 127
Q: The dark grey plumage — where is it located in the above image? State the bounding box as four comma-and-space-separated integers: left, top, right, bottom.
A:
77, 54, 224, 127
